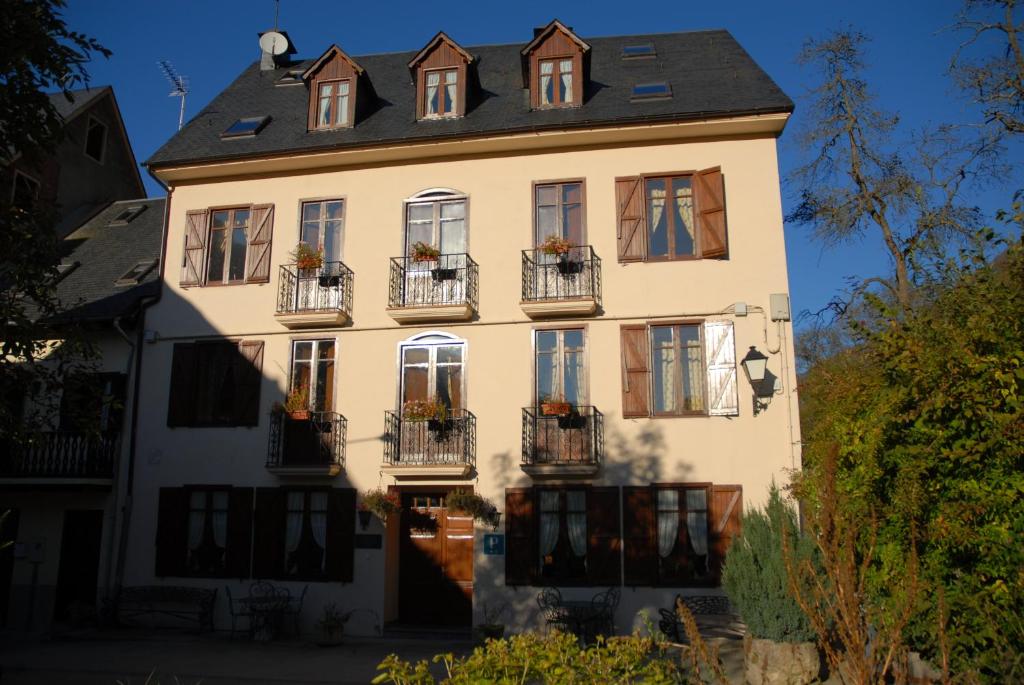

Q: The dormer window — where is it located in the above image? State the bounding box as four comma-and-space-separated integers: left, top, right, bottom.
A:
522, 20, 590, 111
409, 32, 474, 121
302, 45, 370, 131
316, 79, 351, 128
539, 59, 574, 107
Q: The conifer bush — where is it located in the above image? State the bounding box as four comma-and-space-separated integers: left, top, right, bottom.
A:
721, 485, 816, 643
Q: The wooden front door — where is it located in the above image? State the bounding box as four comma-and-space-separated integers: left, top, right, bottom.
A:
397, 491, 473, 625
53, 509, 103, 621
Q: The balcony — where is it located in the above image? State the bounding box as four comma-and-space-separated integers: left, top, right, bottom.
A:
266, 411, 347, 476
387, 254, 478, 324
0, 431, 117, 485
520, 246, 601, 318
274, 261, 354, 329
521, 406, 603, 477
382, 408, 476, 477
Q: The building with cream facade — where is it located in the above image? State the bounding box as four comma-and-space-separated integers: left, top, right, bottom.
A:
126, 21, 800, 635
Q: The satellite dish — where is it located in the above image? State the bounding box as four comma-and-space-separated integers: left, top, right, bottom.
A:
259, 31, 288, 56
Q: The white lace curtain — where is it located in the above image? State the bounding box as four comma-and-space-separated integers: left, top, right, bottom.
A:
539, 491, 560, 561
426, 72, 440, 115
539, 61, 554, 105
566, 491, 586, 558
686, 490, 709, 572
285, 492, 304, 558
559, 59, 573, 103
444, 70, 458, 112
310, 492, 328, 570
657, 490, 679, 558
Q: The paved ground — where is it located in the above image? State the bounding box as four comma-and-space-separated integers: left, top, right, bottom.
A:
0, 627, 746, 684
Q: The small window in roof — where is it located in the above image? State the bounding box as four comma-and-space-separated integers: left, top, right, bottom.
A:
221, 116, 271, 139
276, 70, 304, 86
109, 204, 147, 226
622, 44, 656, 59
115, 260, 157, 286
631, 82, 672, 101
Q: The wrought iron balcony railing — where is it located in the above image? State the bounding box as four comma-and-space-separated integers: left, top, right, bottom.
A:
276, 261, 354, 316
388, 253, 478, 310
521, 405, 603, 467
521, 246, 601, 304
383, 408, 476, 467
266, 411, 347, 472
0, 431, 118, 478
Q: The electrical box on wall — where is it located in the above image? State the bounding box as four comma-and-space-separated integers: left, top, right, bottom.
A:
770, 293, 791, 321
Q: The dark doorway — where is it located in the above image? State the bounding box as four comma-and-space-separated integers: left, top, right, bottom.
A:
53, 509, 103, 621
0, 508, 19, 626
397, 490, 472, 626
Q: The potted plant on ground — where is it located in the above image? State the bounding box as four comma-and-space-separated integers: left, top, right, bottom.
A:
540, 235, 582, 275
360, 488, 402, 523
476, 601, 508, 642
282, 387, 310, 421
410, 241, 441, 263
292, 241, 324, 276
315, 602, 352, 647
539, 394, 572, 417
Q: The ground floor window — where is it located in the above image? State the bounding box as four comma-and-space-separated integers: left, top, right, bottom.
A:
155, 486, 253, 578
285, 490, 328, 577
539, 489, 587, 581
187, 489, 230, 575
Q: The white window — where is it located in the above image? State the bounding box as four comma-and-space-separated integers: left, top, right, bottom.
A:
400, 333, 465, 412
290, 339, 336, 413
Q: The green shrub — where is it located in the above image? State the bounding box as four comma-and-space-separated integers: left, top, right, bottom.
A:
373, 630, 684, 684
721, 484, 816, 643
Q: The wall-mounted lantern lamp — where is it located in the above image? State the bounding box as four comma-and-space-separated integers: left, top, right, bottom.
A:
740, 345, 771, 416
487, 507, 502, 531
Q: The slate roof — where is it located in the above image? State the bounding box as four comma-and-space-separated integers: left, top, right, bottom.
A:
47, 87, 109, 123
47, 197, 164, 324
146, 29, 792, 169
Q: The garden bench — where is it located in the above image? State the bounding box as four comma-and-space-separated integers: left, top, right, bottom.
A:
117, 585, 217, 632
658, 594, 736, 643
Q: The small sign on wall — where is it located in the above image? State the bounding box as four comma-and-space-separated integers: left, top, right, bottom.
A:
483, 534, 504, 555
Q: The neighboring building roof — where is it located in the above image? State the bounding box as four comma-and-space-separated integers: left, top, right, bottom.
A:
47, 197, 164, 324
145, 29, 793, 169
47, 87, 109, 123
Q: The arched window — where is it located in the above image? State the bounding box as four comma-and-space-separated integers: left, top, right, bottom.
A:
398, 331, 466, 411
404, 189, 467, 258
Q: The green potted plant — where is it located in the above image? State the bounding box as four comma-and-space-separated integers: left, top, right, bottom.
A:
403, 398, 450, 432
410, 241, 441, 263
315, 602, 352, 647
540, 235, 582, 275
292, 241, 324, 274
446, 490, 497, 524
283, 387, 310, 420
476, 601, 508, 641
360, 488, 402, 523
539, 394, 572, 417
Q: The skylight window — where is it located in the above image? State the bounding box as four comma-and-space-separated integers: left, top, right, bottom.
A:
220, 116, 271, 139
631, 82, 672, 101
109, 204, 147, 226
276, 70, 304, 86
115, 260, 157, 286
622, 44, 656, 59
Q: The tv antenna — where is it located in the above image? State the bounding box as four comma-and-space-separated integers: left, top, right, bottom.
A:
157, 60, 189, 131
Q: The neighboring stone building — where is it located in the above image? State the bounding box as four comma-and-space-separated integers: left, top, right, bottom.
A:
127, 20, 800, 636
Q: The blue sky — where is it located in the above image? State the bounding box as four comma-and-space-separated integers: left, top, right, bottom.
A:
62, 0, 1022, 322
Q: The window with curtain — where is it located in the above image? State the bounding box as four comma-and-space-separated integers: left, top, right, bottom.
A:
539, 489, 587, 581
405, 193, 466, 258
645, 176, 696, 259
656, 486, 711, 583
290, 340, 335, 413
651, 324, 706, 415
535, 182, 583, 253
424, 69, 458, 118
285, 490, 329, 577
186, 489, 229, 575
300, 200, 344, 263
538, 58, 574, 107
316, 80, 350, 129
535, 329, 585, 406
206, 207, 250, 283
401, 341, 464, 410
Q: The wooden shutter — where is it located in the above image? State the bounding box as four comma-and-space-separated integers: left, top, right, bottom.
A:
704, 321, 739, 416
225, 487, 254, 579
154, 487, 189, 576
326, 488, 356, 582
181, 210, 208, 286
252, 488, 286, 579
622, 486, 655, 586
620, 325, 651, 418
695, 167, 727, 259
709, 485, 742, 580
167, 344, 196, 427
234, 340, 264, 426
615, 177, 646, 262
587, 487, 621, 585
505, 488, 535, 586
246, 204, 274, 283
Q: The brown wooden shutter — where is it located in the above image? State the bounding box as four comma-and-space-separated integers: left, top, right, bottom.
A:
246, 204, 274, 283
695, 167, 728, 259
505, 488, 535, 586
225, 487, 254, 579
709, 484, 742, 580
181, 209, 208, 286
326, 488, 356, 582
620, 325, 651, 418
615, 177, 646, 262
167, 343, 196, 427
252, 488, 286, 579
622, 486, 655, 586
234, 340, 264, 427
154, 487, 189, 576
587, 486, 621, 585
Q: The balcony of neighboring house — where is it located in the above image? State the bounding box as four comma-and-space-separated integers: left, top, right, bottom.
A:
521, 405, 603, 477
382, 407, 476, 478
274, 261, 354, 329
520, 245, 601, 318
0, 430, 118, 486
266, 410, 347, 476
386, 253, 478, 324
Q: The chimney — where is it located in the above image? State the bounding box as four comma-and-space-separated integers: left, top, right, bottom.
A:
258, 30, 297, 71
